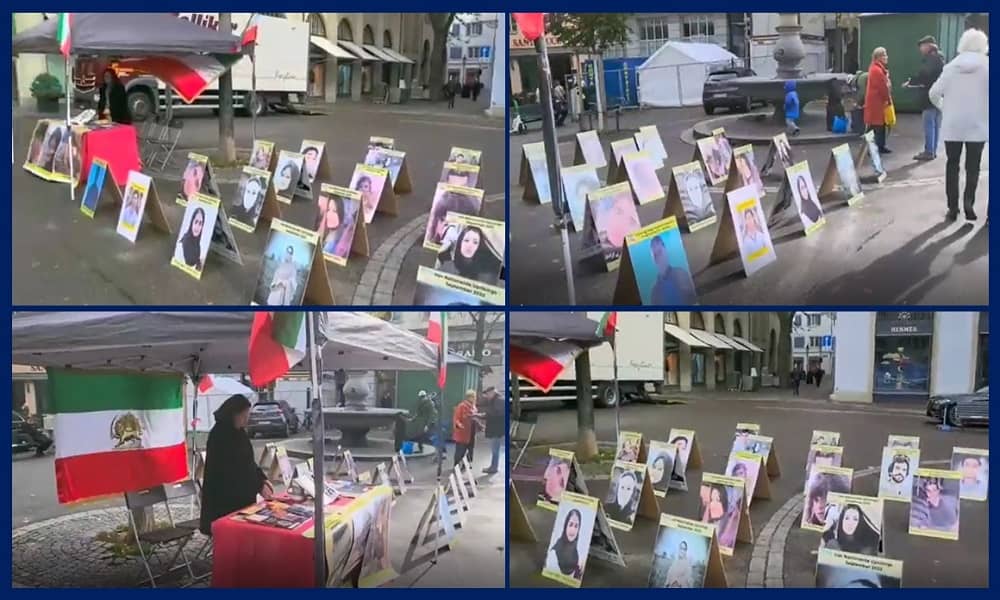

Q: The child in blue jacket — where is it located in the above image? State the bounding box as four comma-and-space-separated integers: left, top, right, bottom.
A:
784, 80, 801, 136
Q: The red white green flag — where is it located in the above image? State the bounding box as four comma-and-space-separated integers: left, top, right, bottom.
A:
427, 312, 448, 389
509, 340, 584, 393
597, 311, 618, 339
48, 369, 188, 504
115, 54, 241, 104
248, 312, 307, 387
56, 13, 72, 58
241, 14, 260, 47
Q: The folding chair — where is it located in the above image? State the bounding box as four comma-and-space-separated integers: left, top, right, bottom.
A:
138, 115, 168, 164
162, 480, 213, 579
146, 118, 184, 172
124, 486, 196, 588
509, 412, 537, 472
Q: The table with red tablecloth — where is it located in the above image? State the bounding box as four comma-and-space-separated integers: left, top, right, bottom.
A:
76, 123, 142, 187
211, 486, 396, 588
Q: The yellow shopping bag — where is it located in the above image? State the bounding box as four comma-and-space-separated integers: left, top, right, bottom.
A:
884, 103, 897, 128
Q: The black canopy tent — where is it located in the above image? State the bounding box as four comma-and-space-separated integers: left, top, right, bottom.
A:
509, 311, 605, 347
13, 13, 249, 201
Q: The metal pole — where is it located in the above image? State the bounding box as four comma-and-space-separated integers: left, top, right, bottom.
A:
251, 42, 257, 146
612, 336, 621, 443
533, 34, 576, 305
65, 54, 75, 202
307, 313, 326, 588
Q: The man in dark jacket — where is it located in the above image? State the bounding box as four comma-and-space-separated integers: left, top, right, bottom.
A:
906, 35, 945, 161
405, 390, 439, 453
334, 369, 347, 407
481, 387, 504, 475
97, 68, 132, 125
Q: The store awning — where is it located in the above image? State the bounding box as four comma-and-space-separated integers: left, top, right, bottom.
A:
310, 36, 354, 60
720, 335, 753, 351
381, 47, 415, 64
338, 40, 380, 61
688, 330, 734, 350
363, 44, 399, 62
732, 336, 764, 352
664, 323, 709, 348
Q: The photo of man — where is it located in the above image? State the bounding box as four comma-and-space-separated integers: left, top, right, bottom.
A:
602, 463, 645, 530
674, 164, 717, 228
542, 493, 597, 588
448, 146, 481, 166
646, 442, 677, 497
560, 165, 601, 231
951, 449, 988, 501
909, 471, 961, 538
727, 187, 777, 276
623, 151, 665, 204
626, 218, 697, 305
878, 447, 920, 501
80, 159, 107, 217
648, 518, 711, 588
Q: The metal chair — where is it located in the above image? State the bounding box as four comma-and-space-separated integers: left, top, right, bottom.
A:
162, 479, 213, 577
509, 412, 537, 472
145, 117, 184, 172
124, 486, 196, 588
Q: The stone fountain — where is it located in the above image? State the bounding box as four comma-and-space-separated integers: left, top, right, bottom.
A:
321, 379, 408, 447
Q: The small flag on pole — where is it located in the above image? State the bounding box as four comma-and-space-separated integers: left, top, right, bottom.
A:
512, 13, 545, 42
427, 312, 448, 389
597, 312, 618, 339
56, 13, 73, 58
241, 14, 260, 47
248, 312, 307, 387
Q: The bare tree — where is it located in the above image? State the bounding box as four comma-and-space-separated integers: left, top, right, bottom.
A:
217, 13, 237, 163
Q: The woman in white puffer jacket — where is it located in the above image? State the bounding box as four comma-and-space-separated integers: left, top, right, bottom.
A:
929, 28, 989, 221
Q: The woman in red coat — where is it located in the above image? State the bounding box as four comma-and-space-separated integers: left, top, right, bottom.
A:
864, 47, 894, 154
451, 390, 478, 467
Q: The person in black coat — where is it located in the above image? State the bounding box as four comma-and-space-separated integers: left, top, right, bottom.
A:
199, 395, 273, 535
906, 36, 946, 160
482, 387, 504, 475
97, 68, 132, 125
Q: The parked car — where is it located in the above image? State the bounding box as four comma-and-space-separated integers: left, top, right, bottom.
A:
12, 411, 53, 456
926, 385, 989, 427
702, 68, 765, 115
247, 402, 299, 438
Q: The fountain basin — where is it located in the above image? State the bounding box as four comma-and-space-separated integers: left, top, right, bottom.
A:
322, 407, 407, 447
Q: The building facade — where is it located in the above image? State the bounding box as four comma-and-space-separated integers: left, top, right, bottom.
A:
446, 13, 499, 85
12, 13, 436, 105
605, 13, 741, 59
791, 311, 836, 371
831, 312, 988, 403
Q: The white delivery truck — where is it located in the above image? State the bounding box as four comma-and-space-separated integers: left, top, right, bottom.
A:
74, 13, 309, 121
518, 312, 665, 408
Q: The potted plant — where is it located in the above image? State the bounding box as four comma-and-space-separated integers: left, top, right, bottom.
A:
30, 73, 63, 114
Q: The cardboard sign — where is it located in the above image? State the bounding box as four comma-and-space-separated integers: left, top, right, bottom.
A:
668, 428, 703, 491
294, 140, 329, 199
663, 161, 718, 232
389, 455, 408, 495
518, 141, 545, 187
818, 143, 864, 206
522, 146, 553, 204
413, 265, 503, 306
171, 193, 221, 280
724, 144, 765, 200
273, 150, 305, 204
541, 491, 601, 588
816, 548, 902, 588
614, 216, 698, 305
177, 152, 221, 206
806, 444, 845, 474
786, 160, 826, 235
573, 130, 607, 168
811, 431, 842, 446
433, 212, 504, 285
366, 147, 412, 193
887, 435, 920, 449
725, 451, 770, 506
760, 132, 796, 177
615, 431, 645, 463
709, 184, 777, 277
445, 472, 468, 527
580, 182, 642, 272
440, 161, 481, 189
368, 136, 395, 151
315, 184, 368, 266
79, 158, 117, 218
208, 200, 244, 266
856, 130, 887, 183
802, 464, 854, 531
251, 218, 335, 306
606, 138, 638, 184
116, 171, 171, 242
648, 514, 728, 588
950, 447, 989, 501
248, 139, 276, 171
509, 480, 538, 543
343, 450, 359, 482
700, 473, 753, 556
634, 125, 668, 169
603, 460, 659, 531
397, 450, 414, 484
743, 434, 782, 479
821, 493, 885, 556
461, 455, 478, 497
909, 468, 961, 540
559, 164, 602, 232
24, 119, 83, 184
402, 485, 457, 573
259, 443, 294, 487
538, 448, 591, 511
620, 150, 666, 205
424, 183, 485, 251
229, 166, 281, 233
350, 163, 397, 224
589, 499, 627, 568
694, 130, 732, 186
447, 146, 481, 166
646, 441, 678, 498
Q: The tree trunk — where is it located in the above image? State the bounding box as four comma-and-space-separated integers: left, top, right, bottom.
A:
575, 354, 598, 461
428, 14, 454, 101
217, 13, 237, 163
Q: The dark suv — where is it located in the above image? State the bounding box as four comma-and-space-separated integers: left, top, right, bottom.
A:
702, 68, 764, 115
12, 411, 53, 456
247, 402, 299, 439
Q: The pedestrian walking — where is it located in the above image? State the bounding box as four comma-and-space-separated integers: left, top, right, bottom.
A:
784, 80, 801, 136
553, 81, 568, 127
864, 47, 894, 154
791, 367, 803, 396
929, 28, 989, 222
481, 387, 504, 475
445, 77, 460, 109
906, 36, 946, 161
471, 76, 482, 101
334, 368, 347, 407
816, 367, 825, 387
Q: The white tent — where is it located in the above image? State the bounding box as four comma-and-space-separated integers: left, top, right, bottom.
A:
637, 41, 740, 108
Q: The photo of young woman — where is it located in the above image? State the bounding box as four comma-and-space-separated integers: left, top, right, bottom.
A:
802, 467, 852, 531
351, 167, 389, 225
790, 170, 824, 230
726, 452, 762, 507
591, 187, 641, 266
315, 193, 345, 256
821, 502, 882, 555
180, 157, 206, 204
171, 196, 219, 279
435, 225, 502, 283
249, 141, 274, 170
230, 172, 267, 230
424, 185, 483, 249
645, 443, 676, 497
38, 125, 65, 172
603, 464, 644, 529
273, 158, 301, 199
538, 455, 572, 507
698, 479, 743, 553
542, 498, 596, 587
299, 143, 322, 187
648, 522, 710, 588
734, 147, 765, 197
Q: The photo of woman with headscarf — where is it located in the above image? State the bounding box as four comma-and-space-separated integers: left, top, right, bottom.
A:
273, 153, 302, 199
645, 444, 676, 497
230, 172, 267, 230
822, 503, 881, 555
603, 464, 644, 528
791, 171, 824, 229
435, 225, 502, 283
542, 501, 595, 585
425, 185, 484, 248
172, 202, 215, 275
